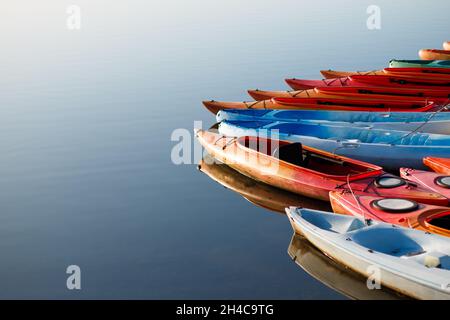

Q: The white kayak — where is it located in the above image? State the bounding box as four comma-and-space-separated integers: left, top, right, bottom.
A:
285, 207, 450, 300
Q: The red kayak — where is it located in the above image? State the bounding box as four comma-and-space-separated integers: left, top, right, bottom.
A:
248, 86, 450, 101
330, 191, 450, 237
400, 167, 450, 201
286, 75, 450, 91
196, 130, 448, 204
424, 157, 450, 175
271, 97, 439, 112
321, 67, 450, 79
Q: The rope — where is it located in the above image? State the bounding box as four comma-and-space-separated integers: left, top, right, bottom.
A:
346, 174, 366, 223
386, 98, 450, 146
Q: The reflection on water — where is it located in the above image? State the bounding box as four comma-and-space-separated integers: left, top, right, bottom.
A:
287, 234, 409, 300
198, 154, 331, 214
199, 153, 410, 299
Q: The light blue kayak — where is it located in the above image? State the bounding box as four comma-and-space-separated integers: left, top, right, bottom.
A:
216, 109, 450, 134
218, 120, 450, 170
389, 59, 450, 68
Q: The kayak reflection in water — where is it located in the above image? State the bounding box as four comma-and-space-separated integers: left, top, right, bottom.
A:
198, 153, 331, 214
287, 234, 410, 300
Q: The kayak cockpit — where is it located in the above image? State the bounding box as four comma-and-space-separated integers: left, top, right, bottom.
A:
351, 227, 425, 257
237, 136, 382, 180
300, 209, 366, 234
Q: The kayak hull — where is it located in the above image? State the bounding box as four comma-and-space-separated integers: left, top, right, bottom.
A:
198, 155, 331, 213
286, 75, 450, 90
286, 208, 450, 300
218, 120, 450, 172
445, 42, 450, 51
420, 49, 450, 61
203, 97, 439, 115
196, 130, 447, 204
424, 157, 450, 175
389, 60, 450, 69
248, 86, 450, 101
400, 167, 450, 201
321, 68, 450, 79
216, 109, 450, 135
329, 191, 450, 237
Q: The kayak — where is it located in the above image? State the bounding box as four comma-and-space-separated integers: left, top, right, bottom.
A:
286, 75, 450, 91
216, 109, 450, 135
285, 207, 450, 300
203, 97, 441, 114
401, 167, 450, 202
424, 157, 450, 175
248, 86, 450, 101
271, 97, 440, 112
195, 130, 447, 204
329, 191, 450, 237
419, 49, 450, 60
445, 42, 450, 51
205, 96, 444, 114
217, 120, 450, 171
321, 68, 450, 79
287, 234, 407, 300
198, 154, 331, 213
389, 60, 450, 69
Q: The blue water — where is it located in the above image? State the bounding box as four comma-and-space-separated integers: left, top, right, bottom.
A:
0, 0, 448, 298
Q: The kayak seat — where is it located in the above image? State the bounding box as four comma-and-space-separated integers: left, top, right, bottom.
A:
351, 227, 424, 257
273, 142, 304, 167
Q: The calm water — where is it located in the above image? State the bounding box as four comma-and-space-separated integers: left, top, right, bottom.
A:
0, 0, 448, 299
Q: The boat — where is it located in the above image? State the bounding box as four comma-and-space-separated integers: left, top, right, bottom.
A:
286, 75, 450, 91
216, 109, 450, 135
203, 97, 440, 115
248, 86, 450, 101
445, 42, 450, 51
195, 129, 448, 204
401, 167, 450, 202
424, 157, 450, 174
320, 67, 450, 79
285, 207, 450, 300
198, 154, 331, 213
329, 191, 450, 237
419, 49, 450, 60
389, 60, 450, 69
217, 120, 450, 171
287, 234, 408, 300
271, 97, 440, 112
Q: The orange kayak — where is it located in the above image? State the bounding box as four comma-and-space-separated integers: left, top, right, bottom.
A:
248, 86, 450, 101
419, 49, 450, 60
329, 191, 450, 237
445, 41, 450, 51
400, 167, 450, 201
198, 154, 331, 213
424, 157, 450, 175
195, 130, 448, 204
203, 96, 439, 114
321, 67, 450, 79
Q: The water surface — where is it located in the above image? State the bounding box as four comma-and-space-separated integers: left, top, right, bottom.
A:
0, 0, 448, 298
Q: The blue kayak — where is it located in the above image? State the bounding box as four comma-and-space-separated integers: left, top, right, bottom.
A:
389, 59, 450, 68
216, 109, 450, 135
218, 120, 450, 170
